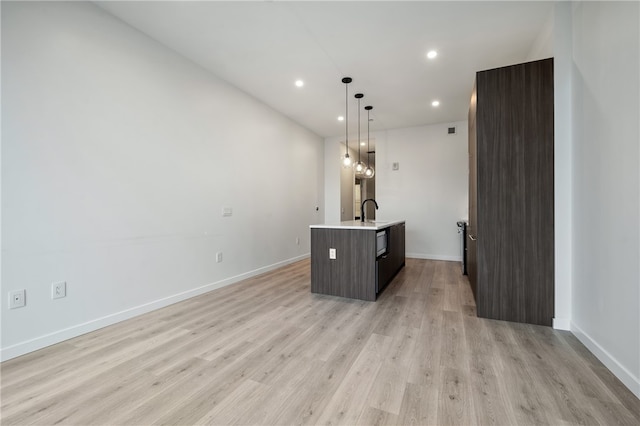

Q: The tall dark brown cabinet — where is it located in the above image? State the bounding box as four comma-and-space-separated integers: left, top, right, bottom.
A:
468, 58, 554, 326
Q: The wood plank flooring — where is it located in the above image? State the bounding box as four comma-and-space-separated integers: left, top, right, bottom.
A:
2, 258, 638, 425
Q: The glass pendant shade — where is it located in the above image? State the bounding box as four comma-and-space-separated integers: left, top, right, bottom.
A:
343, 153, 352, 167
354, 161, 366, 174
364, 166, 375, 178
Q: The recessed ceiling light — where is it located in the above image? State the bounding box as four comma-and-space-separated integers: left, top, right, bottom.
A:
432, 100, 440, 107
295, 79, 304, 87
337, 116, 344, 121
427, 50, 438, 59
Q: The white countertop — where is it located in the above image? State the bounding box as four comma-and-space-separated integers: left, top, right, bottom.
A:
310, 219, 405, 231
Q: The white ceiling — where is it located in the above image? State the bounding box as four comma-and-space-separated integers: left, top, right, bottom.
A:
95, 1, 553, 139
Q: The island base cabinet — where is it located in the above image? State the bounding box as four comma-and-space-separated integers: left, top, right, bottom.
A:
310, 222, 405, 301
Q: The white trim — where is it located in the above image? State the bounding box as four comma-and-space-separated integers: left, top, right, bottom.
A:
571, 321, 640, 398
406, 253, 461, 262
553, 317, 571, 330
0, 254, 310, 362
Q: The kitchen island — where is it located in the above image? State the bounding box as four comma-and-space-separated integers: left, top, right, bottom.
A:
310, 220, 405, 301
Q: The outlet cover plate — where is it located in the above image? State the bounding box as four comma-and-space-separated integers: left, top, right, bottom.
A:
9, 290, 26, 309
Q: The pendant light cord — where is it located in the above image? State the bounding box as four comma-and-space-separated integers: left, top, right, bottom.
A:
345, 81, 349, 155
357, 97, 361, 163
367, 108, 370, 164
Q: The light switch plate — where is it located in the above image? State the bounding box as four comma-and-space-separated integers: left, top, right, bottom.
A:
329, 248, 336, 259
222, 207, 233, 217
52, 281, 67, 299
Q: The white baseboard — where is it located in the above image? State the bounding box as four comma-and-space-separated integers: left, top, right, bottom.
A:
553, 317, 571, 330
406, 253, 462, 262
0, 254, 310, 362
571, 321, 640, 398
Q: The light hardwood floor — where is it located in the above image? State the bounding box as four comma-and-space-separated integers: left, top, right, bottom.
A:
2, 258, 639, 425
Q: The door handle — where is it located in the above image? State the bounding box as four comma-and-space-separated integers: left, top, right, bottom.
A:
468, 234, 477, 241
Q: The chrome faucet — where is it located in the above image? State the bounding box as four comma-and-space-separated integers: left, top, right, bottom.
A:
361, 199, 379, 222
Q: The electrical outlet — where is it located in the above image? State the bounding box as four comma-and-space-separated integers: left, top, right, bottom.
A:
9, 290, 26, 309
329, 248, 337, 259
296, 237, 300, 245
52, 281, 67, 299
216, 252, 223, 263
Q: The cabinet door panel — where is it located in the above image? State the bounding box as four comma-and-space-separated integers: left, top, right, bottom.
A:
390, 223, 405, 269
376, 253, 394, 293
473, 58, 554, 326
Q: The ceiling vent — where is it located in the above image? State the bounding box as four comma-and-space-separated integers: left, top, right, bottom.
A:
447, 126, 457, 135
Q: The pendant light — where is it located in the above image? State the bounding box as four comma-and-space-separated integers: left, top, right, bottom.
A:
363, 105, 375, 178
341, 77, 353, 167
354, 93, 367, 175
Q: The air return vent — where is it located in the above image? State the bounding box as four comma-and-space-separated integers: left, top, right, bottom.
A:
448, 126, 457, 135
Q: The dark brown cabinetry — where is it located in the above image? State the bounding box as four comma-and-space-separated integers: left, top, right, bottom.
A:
376, 223, 406, 294
468, 58, 554, 326
310, 222, 405, 301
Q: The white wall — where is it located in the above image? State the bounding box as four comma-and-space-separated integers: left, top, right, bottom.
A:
1, 1, 324, 360
325, 121, 468, 260
570, 1, 640, 397
323, 139, 341, 224
376, 122, 468, 260
551, 2, 574, 331
526, 6, 554, 60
